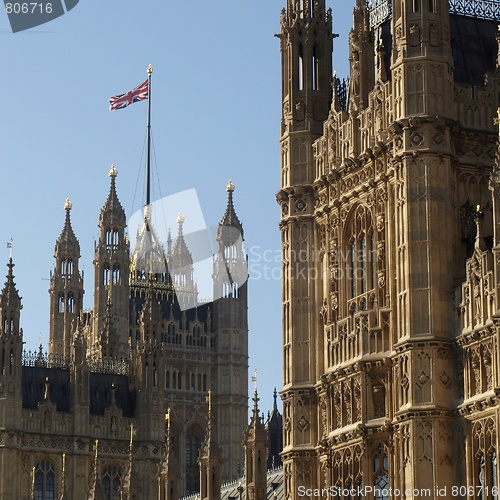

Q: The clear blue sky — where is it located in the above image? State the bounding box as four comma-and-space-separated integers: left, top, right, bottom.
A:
0, 0, 354, 416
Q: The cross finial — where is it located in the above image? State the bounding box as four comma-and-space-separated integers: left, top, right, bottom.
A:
251, 369, 258, 393
6, 239, 12, 259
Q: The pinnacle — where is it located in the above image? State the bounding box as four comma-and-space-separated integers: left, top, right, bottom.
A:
0, 258, 21, 309
56, 198, 80, 257
100, 165, 126, 228
218, 179, 244, 241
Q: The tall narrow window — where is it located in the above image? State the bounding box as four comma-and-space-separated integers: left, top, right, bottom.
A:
370, 231, 376, 290
350, 240, 356, 299
102, 465, 121, 500
429, 0, 436, 12
58, 294, 65, 314
360, 235, 366, 294
67, 293, 74, 314
34, 460, 55, 500
112, 264, 120, 285
298, 44, 304, 91
413, 0, 420, 12
373, 444, 389, 500
103, 263, 110, 286
313, 45, 319, 90
186, 427, 203, 494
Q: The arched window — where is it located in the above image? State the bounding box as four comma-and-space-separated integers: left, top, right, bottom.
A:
185, 426, 203, 495
103, 263, 110, 286
313, 44, 319, 90
58, 293, 65, 314
34, 460, 55, 500
67, 293, 74, 313
112, 264, 120, 285
102, 464, 121, 500
373, 443, 389, 500
346, 206, 376, 305
298, 43, 304, 91
67, 259, 73, 280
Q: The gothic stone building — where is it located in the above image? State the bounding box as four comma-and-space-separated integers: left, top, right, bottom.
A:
0, 168, 248, 498
277, 0, 500, 497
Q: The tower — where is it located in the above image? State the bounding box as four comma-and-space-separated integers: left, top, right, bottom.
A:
0, 257, 23, 498
93, 165, 130, 358
277, 0, 333, 490
277, 0, 500, 497
212, 180, 248, 481
49, 198, 84, 358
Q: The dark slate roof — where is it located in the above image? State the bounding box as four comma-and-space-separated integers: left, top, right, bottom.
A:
89, 372, 135, 417
22, 366, 135, 417
22, 366, 70, 412
450, 14, 498, 85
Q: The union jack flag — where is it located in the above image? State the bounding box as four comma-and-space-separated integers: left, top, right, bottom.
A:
109, 79, 148, 111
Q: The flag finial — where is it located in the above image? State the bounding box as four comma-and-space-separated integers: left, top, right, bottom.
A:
147, 64, 153, 76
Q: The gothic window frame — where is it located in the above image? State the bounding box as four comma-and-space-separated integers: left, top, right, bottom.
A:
373, 442, 389, 500
185, 425, 204, 495
103, 263, 110, 286
101, 463, 122, 500
112, 264, 120, 285
67, 292, 74, 314
34, 459, 55, 500
345, 205, 377, 312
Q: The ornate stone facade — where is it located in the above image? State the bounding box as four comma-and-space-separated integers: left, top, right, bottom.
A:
277, 0, 500, 497
0, 169, 248, 498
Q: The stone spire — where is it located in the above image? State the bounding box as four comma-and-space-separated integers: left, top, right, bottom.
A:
217, 180, 243, 241
55, 198, 80, 257
0, 258, 22, 335
244, 387, 268, 500
199, 390, 222, 500
99, 164, 126, 228
172, 213, 193, 269
0, 258, 21, 313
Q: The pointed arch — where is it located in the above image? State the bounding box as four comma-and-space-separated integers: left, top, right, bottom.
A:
34, 459, 55, 499
344, 204, 376, 312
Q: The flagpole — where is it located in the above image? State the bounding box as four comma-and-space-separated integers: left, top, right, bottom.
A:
146, 64, 153, 209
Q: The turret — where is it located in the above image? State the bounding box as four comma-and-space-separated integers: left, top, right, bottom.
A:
244, 388, 268, 500
93, 165, 130, 358
278, 0, 333, 187
0, 257, 23, 426
213, 180, 247, 304
49, 198, 84, 358
199, 391, 222, 500
212, 180, 248, 481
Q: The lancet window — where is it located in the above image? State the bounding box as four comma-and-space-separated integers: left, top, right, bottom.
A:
101, 464, 121, 500
346, 205, 376, 305
34, 460, 55, 500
